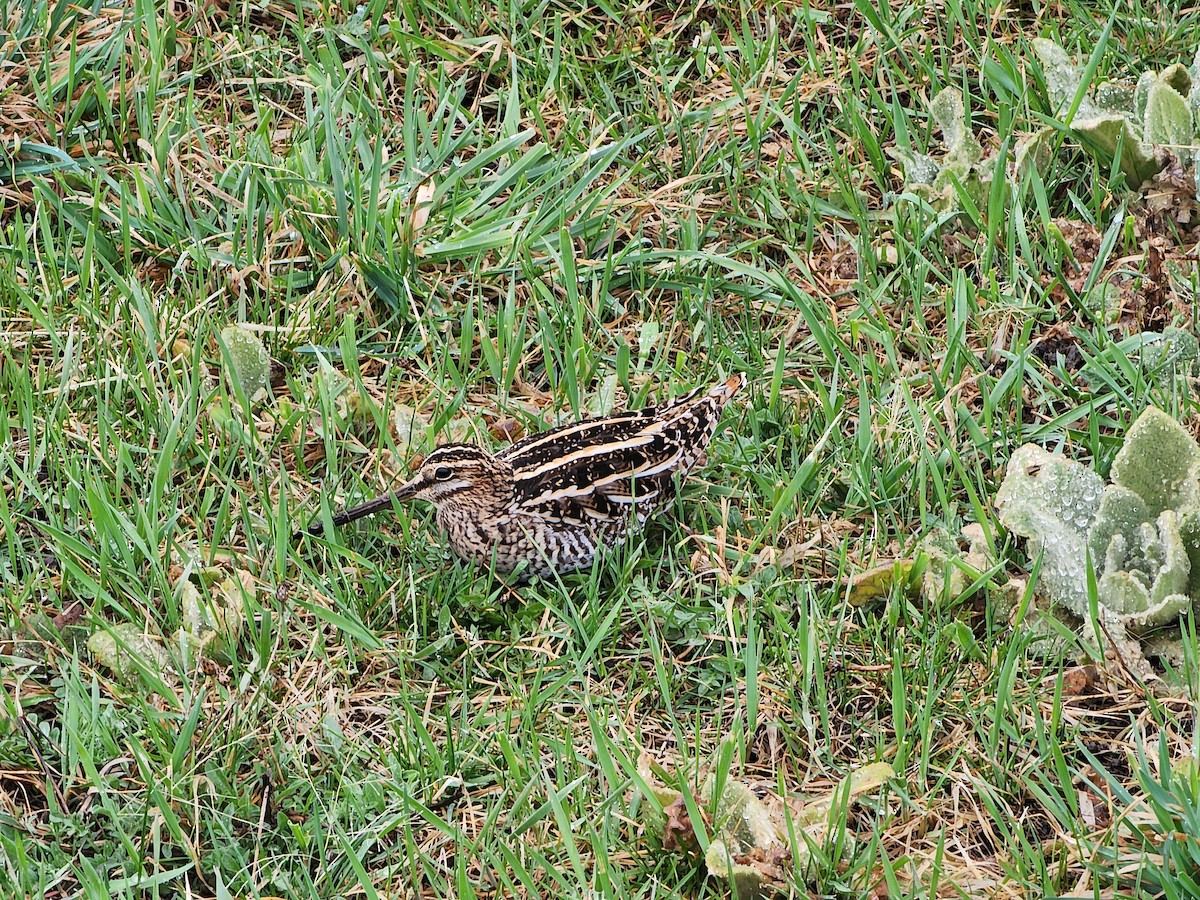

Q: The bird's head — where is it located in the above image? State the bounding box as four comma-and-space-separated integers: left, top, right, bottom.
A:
392, 444, 513, 511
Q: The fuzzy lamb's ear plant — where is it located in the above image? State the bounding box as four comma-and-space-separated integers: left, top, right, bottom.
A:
1031, 38, 1200, 189
1081, 327, 1200, 390
997, 407, 1200, 672
889, 87, 993, 212
995, 444, 1105, 619
219, 324, 272, 406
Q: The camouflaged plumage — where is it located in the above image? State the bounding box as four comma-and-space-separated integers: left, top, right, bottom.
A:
308, 374, 745, 578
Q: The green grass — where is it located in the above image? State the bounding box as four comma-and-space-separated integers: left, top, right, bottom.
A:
3, 0, 1200, 896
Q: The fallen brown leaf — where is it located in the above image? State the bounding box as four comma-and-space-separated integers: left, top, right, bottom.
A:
662, 794, 698, 851
1060, 664, 1099, 697
409, 178, 436, 233
735, 843, 790, 883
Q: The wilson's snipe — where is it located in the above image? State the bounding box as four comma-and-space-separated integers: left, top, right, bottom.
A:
305, 374, 745, 578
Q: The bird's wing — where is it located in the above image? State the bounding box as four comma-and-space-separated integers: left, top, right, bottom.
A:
506, 413, 702, 518
502, 376, 743, 516
497, 407, 656, 468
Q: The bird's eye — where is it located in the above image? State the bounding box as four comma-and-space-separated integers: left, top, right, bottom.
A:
433, 466, 453, 481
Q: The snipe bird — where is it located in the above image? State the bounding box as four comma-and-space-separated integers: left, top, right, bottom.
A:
305, 374, 745, 578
